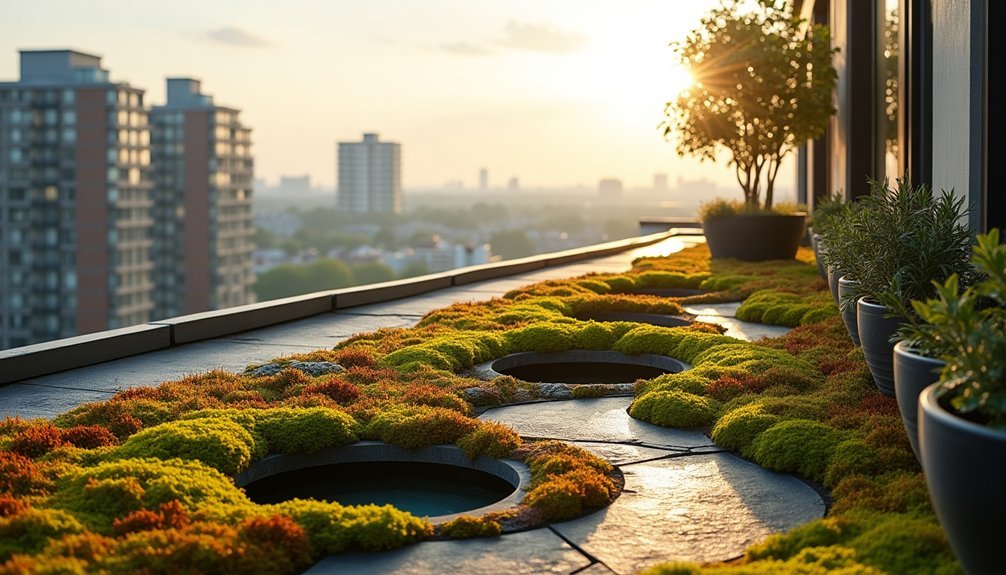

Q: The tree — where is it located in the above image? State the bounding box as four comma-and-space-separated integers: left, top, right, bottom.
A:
489, 230, 535, 260
351, 262, 396, 285
399, 261, 431, 278
303, 259, 354, 291
661, 0, 837, 210
253, 264, 308, 301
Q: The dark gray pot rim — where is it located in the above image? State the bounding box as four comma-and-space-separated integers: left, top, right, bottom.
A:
920, 384, 1006, 442
894, 341, 946, 368
473, 350, 690, 384
234, 442, 531, 526
703, 212, 808, 221
857, 297, 891, 312
837, 276, 859, 286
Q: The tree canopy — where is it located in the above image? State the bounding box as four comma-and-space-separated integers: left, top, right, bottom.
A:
662, 0, 837, 210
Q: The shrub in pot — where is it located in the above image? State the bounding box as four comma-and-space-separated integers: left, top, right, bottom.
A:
660, 0, 836, 261
809, 191, 845, 279
916, 230, 1006, 575
846, 177, 971, 396
821, 200, 865, 340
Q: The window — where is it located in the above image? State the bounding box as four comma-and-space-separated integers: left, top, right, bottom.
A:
62, 110, 76, 125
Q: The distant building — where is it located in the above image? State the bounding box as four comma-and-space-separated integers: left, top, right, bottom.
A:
479, 168, 488, 191
654, 173, 668, 191
149, 78, 255, 319
598, 178, 623, 197
0, 49, 154, 348
337, 133, 401, 213
278, 174, 311, 195
507, 177, 519, 193
382, 236, 490, 274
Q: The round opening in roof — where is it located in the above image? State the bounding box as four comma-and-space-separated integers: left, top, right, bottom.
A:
475, 350, 687, 385
235, 442, 528, 524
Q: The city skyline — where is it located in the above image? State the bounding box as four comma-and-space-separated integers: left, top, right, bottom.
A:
0, 0, 796, 191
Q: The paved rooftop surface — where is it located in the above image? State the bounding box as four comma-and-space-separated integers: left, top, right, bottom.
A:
0, 235, 825, 574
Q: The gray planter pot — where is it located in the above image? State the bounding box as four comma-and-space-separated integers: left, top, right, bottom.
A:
827, 265, 843, 307
919, 384, 1006, 575
837, 277, 861, 346
702, 213, 807, 261
893, 341, 944, 461
812, 233, 826, 279
856, 298, 900, 396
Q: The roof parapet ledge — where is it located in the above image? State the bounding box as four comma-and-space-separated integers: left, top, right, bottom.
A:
0, 231, 680, 385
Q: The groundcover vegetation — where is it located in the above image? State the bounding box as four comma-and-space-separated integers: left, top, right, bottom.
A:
0, 245, 960, 574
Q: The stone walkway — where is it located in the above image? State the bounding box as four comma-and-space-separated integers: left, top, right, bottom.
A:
310, 310, 823, 574
311, 402, 823, 575
1, 236, 826, 574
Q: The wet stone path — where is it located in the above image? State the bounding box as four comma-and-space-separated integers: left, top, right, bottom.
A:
311, 397, 825, 574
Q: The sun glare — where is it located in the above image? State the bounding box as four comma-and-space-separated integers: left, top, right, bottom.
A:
666, 65, 696, 97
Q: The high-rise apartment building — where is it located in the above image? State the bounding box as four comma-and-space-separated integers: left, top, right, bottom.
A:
337, 133, 401, 213
0, 50, 153, 348
149, 79, 255, 319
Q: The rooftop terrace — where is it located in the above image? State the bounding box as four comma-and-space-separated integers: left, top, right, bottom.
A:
0, 231, 960, 574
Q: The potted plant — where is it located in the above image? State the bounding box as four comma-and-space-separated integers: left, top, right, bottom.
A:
849, 177, 971, 396
809, 191, 845, 279
917, 230, 1005, 575
820, 200, 866, 343
661, 0, 837, 261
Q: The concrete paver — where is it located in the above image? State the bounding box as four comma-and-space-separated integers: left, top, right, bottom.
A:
306, 529, 592, 575
684, 303, 792, 342
551, 453, 825, 573
569, 441, 688, 465
225, 312, 419, 347
479, 398, 714, 449
0, 383, 112, 419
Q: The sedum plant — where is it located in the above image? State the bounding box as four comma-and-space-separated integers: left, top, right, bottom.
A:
907, 230, 1006, 428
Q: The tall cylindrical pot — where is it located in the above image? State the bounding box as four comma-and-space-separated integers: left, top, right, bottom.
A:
919, 384, 1006, 575
813, 233, 826, 279
856, 298, 900, 396
837, 277, 861, 346
827, 266, 843, 307
893, 341, 944, 461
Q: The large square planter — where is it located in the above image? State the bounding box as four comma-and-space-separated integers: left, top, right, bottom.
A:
702, 213, 807, 261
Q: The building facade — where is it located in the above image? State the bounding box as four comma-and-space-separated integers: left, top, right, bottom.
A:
149, 78, 255, 319
0, 50, 153, 349
337, 133, 401, 214
798, 0, 999, 233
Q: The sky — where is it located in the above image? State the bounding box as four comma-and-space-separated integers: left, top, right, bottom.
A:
0, 0, 793, 192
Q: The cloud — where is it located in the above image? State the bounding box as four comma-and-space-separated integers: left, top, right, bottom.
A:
441, 42, 492, 56
207, 26, 270, 48
497, 21, 587, 54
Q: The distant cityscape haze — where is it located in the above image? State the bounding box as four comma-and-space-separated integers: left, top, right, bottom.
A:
0, 0, 795, 193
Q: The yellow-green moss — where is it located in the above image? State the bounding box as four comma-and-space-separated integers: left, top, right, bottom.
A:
629, 391, 719, 428
112, 418, 257, 475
